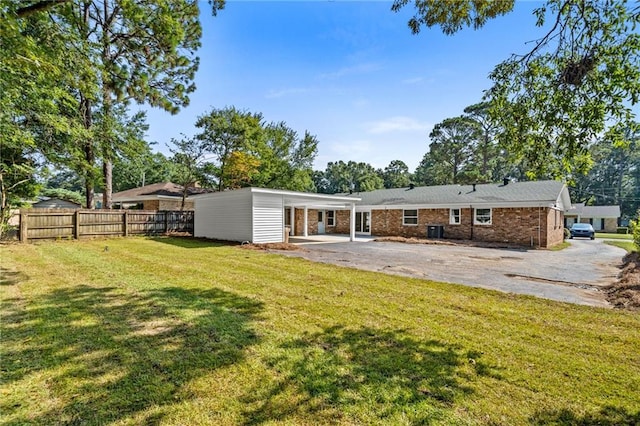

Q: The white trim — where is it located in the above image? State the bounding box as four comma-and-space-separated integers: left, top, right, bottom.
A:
449, 208, 461, 225
403, 209, 419, 226
357, 201, 559, 210
474, 208, 492, 225
326, 210, 336, 227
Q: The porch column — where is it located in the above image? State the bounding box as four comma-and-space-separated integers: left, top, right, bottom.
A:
350, 203, 356, 242
289, 206, 295, 236
303, 206, 308, 237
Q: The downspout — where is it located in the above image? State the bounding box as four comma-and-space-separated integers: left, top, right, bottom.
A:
469, 205, 474, 241
538, 205, 542, 248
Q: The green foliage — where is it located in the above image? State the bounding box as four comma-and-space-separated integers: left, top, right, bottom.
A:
169, 135, 215, 209
194, 107, 318, 191
414, 116, 482, 185
316, 161, 384, 194
631, 210, 640, 251
381, 160, 412, 189
113, 152, 176, 192
391, 0, 515, 35
487, 0, 640, 179
40, 188, 84, 207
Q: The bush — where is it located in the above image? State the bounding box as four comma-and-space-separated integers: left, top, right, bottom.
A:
564, 228, 571, 240
617, 227, 629, 234
631, 211, 640, 251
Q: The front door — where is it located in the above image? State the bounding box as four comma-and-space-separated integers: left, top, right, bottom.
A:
355, 211, 370, 234
317, 210, 325, 234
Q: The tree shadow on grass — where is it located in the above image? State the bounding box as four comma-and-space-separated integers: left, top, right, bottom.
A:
241, 325, 501, 425
1, 284, 262, 425
530, 406, 640, 425
0, 267, 28, 286
149, 236, 239, 249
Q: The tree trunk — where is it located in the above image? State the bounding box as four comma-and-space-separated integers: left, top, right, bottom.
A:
81, 96, 95, 209
103, 160, 112, 209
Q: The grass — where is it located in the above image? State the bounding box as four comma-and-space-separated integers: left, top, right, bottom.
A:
548, 241, 571, 251
596, 232, 633, 240
605, 240, 637, 253
1, 237, 639, 425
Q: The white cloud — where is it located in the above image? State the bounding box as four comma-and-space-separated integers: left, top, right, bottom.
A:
264, 87, 312, 99
365, 116, 432, 134
319, 62, 381, 79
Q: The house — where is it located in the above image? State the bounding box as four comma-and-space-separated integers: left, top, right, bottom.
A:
112, 182, 211, 210
32, 197, 82, 209
564, 203, 620, 232
194, 180, 571, 248
317, 180, 571, 248
193, 187, 360, 243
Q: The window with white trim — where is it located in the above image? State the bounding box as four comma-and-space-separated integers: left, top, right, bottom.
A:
326, 210, 335, 226
450, 208, 461, 225
474, 208, 492, 225
403, 209, 418, 225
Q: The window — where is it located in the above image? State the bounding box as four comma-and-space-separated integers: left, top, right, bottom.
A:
327, 210, 335, 226
403, 209, 418, 225
474, 208, 492, 225
450, 208, 461, 225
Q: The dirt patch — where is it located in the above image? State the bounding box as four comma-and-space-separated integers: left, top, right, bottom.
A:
605, 252, 640, 310
374, 236, 527, 250
240, 242, 304, 251
504, 273, 599, 290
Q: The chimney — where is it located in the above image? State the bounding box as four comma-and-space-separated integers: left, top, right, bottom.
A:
472, 183, 476, 192
503, 177, 509, 186
409, 183, 415, 190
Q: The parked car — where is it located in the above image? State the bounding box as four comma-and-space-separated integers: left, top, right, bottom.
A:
570, 223, 595, 239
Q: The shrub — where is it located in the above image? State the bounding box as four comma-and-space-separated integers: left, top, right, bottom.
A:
630, 211, 640, 251
617, 227, 629, 234
564, 228, 571, 240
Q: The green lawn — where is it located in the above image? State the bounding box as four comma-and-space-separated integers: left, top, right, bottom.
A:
1, 238, 639, 425
596, 232, 633, 240
604, 240, 637, 253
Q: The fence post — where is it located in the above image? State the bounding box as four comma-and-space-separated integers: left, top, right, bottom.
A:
164, 211, 169, 234
74, 210, 81, 239
123, 211, 129, 237
19, 211, 28, 242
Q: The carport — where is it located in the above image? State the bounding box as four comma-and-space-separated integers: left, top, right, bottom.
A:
194, 187, 360, 243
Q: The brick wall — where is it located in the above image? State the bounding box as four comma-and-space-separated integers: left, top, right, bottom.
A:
324, 206, 564, 248
293, 208, 318, 236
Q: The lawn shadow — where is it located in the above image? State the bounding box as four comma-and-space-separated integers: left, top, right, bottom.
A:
241, 325, 499, 424
1, 284, 262, 424
0, 267, 28, 286
149, 236, 239, 249
530, 406, 640, 425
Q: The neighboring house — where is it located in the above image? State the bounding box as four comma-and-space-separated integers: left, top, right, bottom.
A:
194, 180, 571, 248
32, 197, 82, 209
564, 203, 620, 232
112, 182, 212, 210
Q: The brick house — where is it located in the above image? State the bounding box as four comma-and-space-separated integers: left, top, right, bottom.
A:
564, 204, 620, 232
112, 182, 212, 210
292, 180, 571, 248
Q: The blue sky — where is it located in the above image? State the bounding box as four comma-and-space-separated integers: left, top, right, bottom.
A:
143, 1, 545, 172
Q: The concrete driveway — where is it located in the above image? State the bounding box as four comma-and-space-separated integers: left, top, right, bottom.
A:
276, 238, 625, 307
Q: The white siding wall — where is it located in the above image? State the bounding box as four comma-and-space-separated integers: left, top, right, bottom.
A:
252, 193, 284, 243
194, 190, 252, 242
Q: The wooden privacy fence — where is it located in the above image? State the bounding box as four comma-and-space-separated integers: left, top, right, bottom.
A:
19, 209, 194, 242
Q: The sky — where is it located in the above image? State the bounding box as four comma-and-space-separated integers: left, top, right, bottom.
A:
142, 0, 546, 172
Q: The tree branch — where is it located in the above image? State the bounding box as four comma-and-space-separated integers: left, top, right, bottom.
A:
16, 0, 69, 18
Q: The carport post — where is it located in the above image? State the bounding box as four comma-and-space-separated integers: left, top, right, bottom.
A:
303, 206, 308, 237
289, 206, 295, 236
350, 203, 356, 242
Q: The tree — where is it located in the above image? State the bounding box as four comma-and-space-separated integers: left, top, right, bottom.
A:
113, 152, 176, 192
381, 160, 412, 188
168, 135, 214, 210
320, 161, 384, 194
250, 122, 318, 192
195, 107, 263, 191
421, 116, 481, 185
394, 0, 640, 179
1, 1, 88, 233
